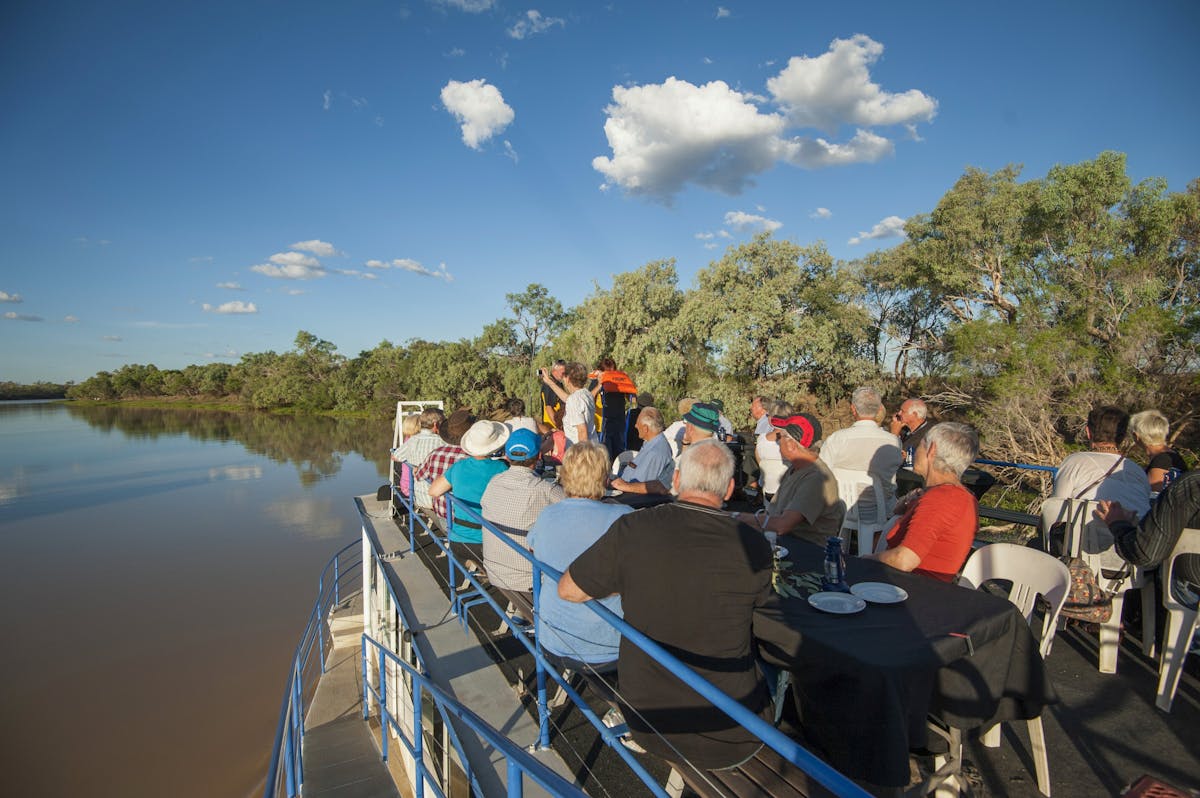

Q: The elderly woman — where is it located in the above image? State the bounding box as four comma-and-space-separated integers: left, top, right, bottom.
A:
527, 442, 632, 681
865, 422, 981, 582
1129, 409, 1188, 492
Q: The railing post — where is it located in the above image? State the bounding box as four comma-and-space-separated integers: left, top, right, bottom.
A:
507, 759, 524, 798
283, 704, 297, 798
334, 555, 341, 606
362, 636, 370, 720
446, 501, 458, 610
407, 470, 417, 553
531, 561, 550, 750
379, 646, 389, 762
413, 676, 425, 798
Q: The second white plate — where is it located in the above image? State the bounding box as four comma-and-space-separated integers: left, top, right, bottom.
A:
850, 582, 908, 604
808, 592, 867, 614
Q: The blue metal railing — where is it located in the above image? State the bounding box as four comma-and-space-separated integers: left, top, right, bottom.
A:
263, 539, 362, 798
974, 458, 1058, 475
362, 633, 586, 798
359, 507, 486, 797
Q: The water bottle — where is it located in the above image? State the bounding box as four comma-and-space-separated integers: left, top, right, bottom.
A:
903, 446, 915, 468
822, 536, 850, 593
1162, 468, 1180, 492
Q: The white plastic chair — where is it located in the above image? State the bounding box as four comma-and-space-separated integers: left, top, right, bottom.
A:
1039, 497, 1155, 672
832, 467, 890, 556
610, 450, 636, 477
958, 543, 1071, 796
1156, 527, 1200, 712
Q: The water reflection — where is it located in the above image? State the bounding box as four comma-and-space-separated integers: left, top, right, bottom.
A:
65, 404, 392, 484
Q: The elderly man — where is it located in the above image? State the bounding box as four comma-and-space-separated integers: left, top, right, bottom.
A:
539, 359, 567, 430
866, 422, 981, 582
890, 398, 933, 459
819, 386, 903, 521
610, 407, 675, 496
415, 409, 474, 531
391, 407, 446, 513
481, 429, 565, 621
559, 439, 773, 770
734, 413, 843, 546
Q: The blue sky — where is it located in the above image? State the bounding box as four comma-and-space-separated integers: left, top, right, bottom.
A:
2, 0, 1197, 384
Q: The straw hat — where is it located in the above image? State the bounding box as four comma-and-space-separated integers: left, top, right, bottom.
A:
461, 420, 510, 457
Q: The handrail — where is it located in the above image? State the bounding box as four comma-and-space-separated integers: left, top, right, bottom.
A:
443, 492, 873, 798
974, 458, 1058, 475
262, 539, 361, 798
362, 633, 586, 798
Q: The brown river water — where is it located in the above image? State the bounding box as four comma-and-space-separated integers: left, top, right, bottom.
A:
0, 402, 391, 797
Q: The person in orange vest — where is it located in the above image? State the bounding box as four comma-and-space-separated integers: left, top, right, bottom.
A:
589, 357, 638, 459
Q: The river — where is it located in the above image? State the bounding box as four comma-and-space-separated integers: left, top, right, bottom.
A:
0, 401, 392, 798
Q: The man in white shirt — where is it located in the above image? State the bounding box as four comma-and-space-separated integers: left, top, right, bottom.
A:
819, 386, 904, 521
543, 361, 596, 447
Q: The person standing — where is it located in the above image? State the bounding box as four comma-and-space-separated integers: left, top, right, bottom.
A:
542, 361, 597, 448
590, 357, 638, 459
819, 386, 904, 522
539, 360, 567, 430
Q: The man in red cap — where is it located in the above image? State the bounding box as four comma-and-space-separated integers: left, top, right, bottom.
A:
733, 413, 844, 546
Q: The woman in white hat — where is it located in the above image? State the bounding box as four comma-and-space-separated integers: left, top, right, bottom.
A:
429, 420, 510, 561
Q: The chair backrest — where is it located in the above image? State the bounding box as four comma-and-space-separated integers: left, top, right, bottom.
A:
1163, 528, 1200, 613
611, 450, 637, 477
959, 543, 1072, 658
831, 468, 888, 530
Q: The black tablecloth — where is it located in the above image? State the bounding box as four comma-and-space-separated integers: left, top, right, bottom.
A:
753, 540, 1057, 787
603, 491, 675, 509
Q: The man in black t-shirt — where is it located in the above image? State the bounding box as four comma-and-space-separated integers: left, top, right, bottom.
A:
558, 439, 773, 770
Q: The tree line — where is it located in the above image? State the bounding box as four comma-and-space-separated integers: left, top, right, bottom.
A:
64, 152, 1198, 472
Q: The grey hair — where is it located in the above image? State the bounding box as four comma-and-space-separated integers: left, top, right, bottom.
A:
851, 386, 883, 418
676, 438, 735, 497
638, 406, 665, 433
906, 399, 929, 420
1129, 410, 1169, 447
766, 398, 793, 417
923, 422, 979, 478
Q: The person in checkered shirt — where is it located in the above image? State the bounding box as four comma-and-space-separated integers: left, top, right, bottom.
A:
415, 408, 475, 531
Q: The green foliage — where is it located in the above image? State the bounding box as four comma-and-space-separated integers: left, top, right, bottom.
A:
55, 152, 1199, 470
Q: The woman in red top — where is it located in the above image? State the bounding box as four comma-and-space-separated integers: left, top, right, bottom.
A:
866, 422, 980, 582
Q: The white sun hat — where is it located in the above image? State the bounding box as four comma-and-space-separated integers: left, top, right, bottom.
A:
461, 420, 511, 457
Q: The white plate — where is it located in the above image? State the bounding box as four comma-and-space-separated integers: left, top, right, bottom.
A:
807, 592, 867, 614
773, 546, 789, 559
850, 582, 909, 604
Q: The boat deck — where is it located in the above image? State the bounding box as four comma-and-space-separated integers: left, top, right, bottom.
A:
360, 494, 1198, 796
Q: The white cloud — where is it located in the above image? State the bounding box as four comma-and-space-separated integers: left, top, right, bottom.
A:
0, 291, 22, 303
4, 311, 43, 321
695, 232, 716, 240
322, 90, 331, 110
250, 251, 326, 280
716, 6, 731, 18
703, 56, 713, 65
283, 288, 306, 296
446, 47, 466, 58
102, 335, 122, 342
435, 0, 495, 11
289, 239, 340, 257
202, 301, 259, 314
440, 79, 515, 150
724, 210, 782, 232
592, 78, 785, 201
508, 9, 565, 39
394, 259, 454, 282
503, 140, 519, 163
848, 215, 907, 245
365, 259, 388, 269
203, 349, 239, 359
810, 207, 833, 219
593, 36, 934, 202
333, 269, 378, 280
217, 281, 242, 290
766, 34, 937, 133
64, 315, 79, 323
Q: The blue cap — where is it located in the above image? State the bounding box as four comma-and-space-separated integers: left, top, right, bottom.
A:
505, 428, 541, 460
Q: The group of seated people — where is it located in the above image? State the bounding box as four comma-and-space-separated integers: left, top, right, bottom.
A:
388, 389, 1196, 775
